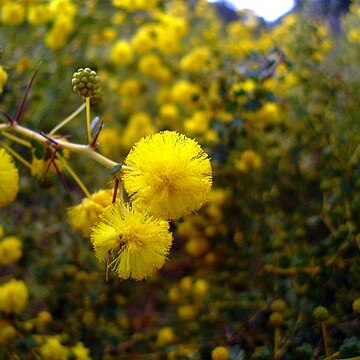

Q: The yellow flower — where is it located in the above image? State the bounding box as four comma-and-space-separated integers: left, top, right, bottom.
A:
68, 189, 115, 237
211, 346, 229, 360
0, 279, 29, 314
40, 337, 68, 360
122, 112, 156, 150
0, 148, 19, 208
1, 3, 25, 26
0, 236, 22, 266
27, 4, 51, 26
0, 66, 8, 94
156, 326, 176, 346
235, 150, 262, 172
72, 342, 91, 360
110, 40, 133, 67
91, 204, 172, 280
123, 131, 212, 219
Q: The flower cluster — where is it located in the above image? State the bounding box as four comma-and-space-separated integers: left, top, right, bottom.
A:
90, 131, 212, 280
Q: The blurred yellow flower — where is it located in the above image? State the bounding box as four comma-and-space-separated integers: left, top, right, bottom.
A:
122, 112, 156, 150
0, 148, 19, 208
0, 279, 29, 314
1, 2, 25, 26
72, 342, 91, 360
235, 150, 262, 172
40, 337, 68, 360
91, 204, 173, 280
110, 40, 133, 67
156, 326, 176, 346
68, 189, 115, 237
123, 131, 212, 219
211, 346, 229, 360
0, 236, 22, 266
0, 66, 8, 94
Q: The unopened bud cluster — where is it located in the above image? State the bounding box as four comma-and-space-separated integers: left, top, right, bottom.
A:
72, 68, 100, 98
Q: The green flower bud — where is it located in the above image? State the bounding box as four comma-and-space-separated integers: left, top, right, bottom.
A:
72, 68, 100, 98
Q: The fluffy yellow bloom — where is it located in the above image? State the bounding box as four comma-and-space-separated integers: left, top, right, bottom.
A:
1, 2, 25, 26
40, 337, 68, 360
68, 189, 115, 237
0, 148, 19, 208
110, 40, 133, 67
72, 342, 91, 360
0, 236, 22, 266
0, 66, 8, 94
0, 279, 29, 314
91, 204, 172, 280
123, 131, 212, 219
211, 346, 229, 360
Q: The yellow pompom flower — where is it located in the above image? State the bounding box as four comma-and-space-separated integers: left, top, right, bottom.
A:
0, 66, 8, 94
0, 279, 29, 314
123, 131, 212, 220
0, 148, 19, 208
91, 204, 172, 280
0, 236, 22, 266
40, 337, 69, 360
68, 189, 115, 237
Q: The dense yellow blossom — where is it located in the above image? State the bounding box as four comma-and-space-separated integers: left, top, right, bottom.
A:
91, 204, 172, 280
123, 131, 212, 219
40, 337, 69, 360
0, 148, 19, 208
0, 236, 22, 266
68, 189, 115, 237
0, 279, 29, 314
0, 66, 8, 94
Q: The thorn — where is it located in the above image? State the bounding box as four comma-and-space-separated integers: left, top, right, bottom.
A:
105, 251, 111, 283
39, 131, 58, 146
14, 63, 41, 124
0, 110, 14, 124
45, 148, 70, 192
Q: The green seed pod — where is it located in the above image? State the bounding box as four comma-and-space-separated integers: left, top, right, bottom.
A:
72, 67, 100, 98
